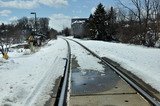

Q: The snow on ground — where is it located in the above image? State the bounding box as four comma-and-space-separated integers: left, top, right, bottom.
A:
69, 40, 104, 73
0, 38, 67, 106
72, 38, 160, 92
1, 36, 160, 106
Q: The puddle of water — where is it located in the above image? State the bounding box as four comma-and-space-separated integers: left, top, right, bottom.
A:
71, 67, 120, 95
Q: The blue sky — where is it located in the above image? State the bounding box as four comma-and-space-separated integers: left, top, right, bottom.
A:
0, 0, 118, 31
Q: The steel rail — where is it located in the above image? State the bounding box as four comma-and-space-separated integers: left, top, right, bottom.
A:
56, 38, 71, 106
67, 38, 160, 106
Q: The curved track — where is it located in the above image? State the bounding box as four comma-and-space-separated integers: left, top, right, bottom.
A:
55, 38, 160, 106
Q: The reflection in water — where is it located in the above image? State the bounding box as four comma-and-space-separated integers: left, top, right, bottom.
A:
71, 67, 120, 95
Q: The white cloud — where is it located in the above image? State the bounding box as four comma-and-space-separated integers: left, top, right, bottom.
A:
91, 7, 96, 14
0, 10, 12, 16
49, 14, 71, 31
38, 0, 68, 7
0, 20, 8, 24
0, 0, 38, 9
0, 0, 68, 9
9, 16, 18, 21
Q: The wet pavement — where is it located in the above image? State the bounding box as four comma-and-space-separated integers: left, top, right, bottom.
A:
71, 67, 120, 95
70, 56, 151, 106
71, 54, 121, 95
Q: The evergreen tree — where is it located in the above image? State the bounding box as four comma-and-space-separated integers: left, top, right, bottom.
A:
91, 3, 108, 40
62, 27, 70, 36
88, 4, 117, 41
88, 14, 97, 39
107, 7, 117, 41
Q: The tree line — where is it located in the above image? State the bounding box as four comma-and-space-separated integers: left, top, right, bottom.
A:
0, 17, 57, 44
74, 1, 160, 47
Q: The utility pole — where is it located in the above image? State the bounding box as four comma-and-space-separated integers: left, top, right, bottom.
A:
31, 12, 37, 34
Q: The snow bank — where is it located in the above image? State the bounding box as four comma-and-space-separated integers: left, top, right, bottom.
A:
75, 39, 160, 92
0, 38, 67, 106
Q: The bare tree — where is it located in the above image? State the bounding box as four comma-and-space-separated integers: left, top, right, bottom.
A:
118, 0, 154, 45
116, 8, 126, 22
38, 18, 49, 34
143, 0, 152, 31
118, 0, 142, 25
152, 0, 160, 34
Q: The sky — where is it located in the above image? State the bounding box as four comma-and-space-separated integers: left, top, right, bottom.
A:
0, 0, 118, 31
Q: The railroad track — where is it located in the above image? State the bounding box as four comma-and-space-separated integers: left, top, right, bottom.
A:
52, 38, 160, 106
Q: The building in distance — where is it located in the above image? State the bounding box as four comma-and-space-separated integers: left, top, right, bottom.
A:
71, 18, 88, 38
